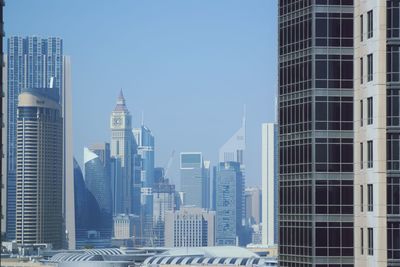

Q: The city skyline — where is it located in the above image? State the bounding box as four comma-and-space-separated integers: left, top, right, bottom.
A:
4, 0, 277, 187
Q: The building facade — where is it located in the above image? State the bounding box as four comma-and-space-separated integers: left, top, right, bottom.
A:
245, 187, 262, 226
215, 161, 243, 246
261, 123, 278, 246
110, 90, 134, 215
354, 1, 400, 266
278, 1, 354, 266
164, 207, 215, 247
6, 37, 74, 248
180, 152, 207, 208
16, 88, 63, 248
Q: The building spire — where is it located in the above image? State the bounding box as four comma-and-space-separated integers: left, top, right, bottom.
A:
114, 89, 128, 112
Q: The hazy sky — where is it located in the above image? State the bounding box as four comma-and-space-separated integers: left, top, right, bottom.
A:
6, 0, 277, 187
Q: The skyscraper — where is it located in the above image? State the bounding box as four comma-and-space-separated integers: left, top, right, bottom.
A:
261, 123, 278, 246
278, 1, 354, 266
354, 2, 400, 266
6, 37, 74, 248
16, 88, 63, 248
219, 114, 246, 226
244, 187, 262, 226
164, 207, 215, 247
84, 144, 112, 215
152, 177, 178, 247
180, 152, 208, 208
215, 161, 243, 246
110, 90, 134, 214
133, 125, 155, 187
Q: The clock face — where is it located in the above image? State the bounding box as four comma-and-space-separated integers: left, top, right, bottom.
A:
113, 117, 122, 127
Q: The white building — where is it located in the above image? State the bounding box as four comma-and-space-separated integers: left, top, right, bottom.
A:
261, 123, 277, 246
165, 207, 215, 247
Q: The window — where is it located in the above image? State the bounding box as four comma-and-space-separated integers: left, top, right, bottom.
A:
360, 100, 364, 127
368, 184, 373, 212
367, 140, 373, 168
368, 10, 373, 38
360, 14, 364, 41
360, 142, 364, 169
360, 184, 364, 212
361, 228, 364, 255
368, 227, 374, 255
367, 97, 373, 125
360, 57, 364, 84
367, 54, 373, 82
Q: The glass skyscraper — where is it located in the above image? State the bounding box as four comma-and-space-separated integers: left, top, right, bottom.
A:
180, 152, 208, 208
215, 161, 243, 246
278, 1, 354, 266
6, 36, 65, 241
16, 88, 63, 248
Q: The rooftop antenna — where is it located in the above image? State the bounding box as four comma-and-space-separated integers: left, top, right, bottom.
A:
242, 104, 246, 129
141, 111, 144, 126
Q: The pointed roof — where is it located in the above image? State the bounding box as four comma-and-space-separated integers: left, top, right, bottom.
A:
114, 89, 129, 112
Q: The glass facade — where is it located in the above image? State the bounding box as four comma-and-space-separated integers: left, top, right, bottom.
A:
6, 36, 63, 240
215, 161, 243, 246
279, 1, 354, 266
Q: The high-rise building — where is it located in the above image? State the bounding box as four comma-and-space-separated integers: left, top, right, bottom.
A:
245, 187, 262, 226
261, 123, 278, 246
215, 161, 243, 246
74, 158, 111, 249
278, 1, 354, 266
354, 2, 400, 266
113, 214, 140, 241
164, 207, 215, 247
5, 37, 74, 248
16, 88, 63, 248
180, 152, 208, 208
133, 124, 155, 246
133, 125, 155, 187
152, 176, 179, 247
84, 144, 112, 215
110, 90, 134, 214
1, 0, 5, 240
219, 115, 246, 226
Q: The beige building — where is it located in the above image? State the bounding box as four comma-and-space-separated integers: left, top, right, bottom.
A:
165, 207, 215, 247
354, 1, 399, 266
16, 89, 63, 249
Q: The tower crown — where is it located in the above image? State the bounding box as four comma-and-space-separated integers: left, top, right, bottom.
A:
114, 89, 129, 112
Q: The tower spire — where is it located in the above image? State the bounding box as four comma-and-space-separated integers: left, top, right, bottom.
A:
114, 89, 128, 112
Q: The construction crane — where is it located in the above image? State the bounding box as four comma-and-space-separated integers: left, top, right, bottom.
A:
164, 149, 175, 180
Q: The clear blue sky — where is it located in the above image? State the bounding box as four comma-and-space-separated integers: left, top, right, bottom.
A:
5, 0, 277, 187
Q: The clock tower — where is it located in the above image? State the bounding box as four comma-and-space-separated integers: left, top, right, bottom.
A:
110, 90, 133, 214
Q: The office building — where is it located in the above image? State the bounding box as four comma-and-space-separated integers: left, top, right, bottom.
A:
278, 1, 354, 266
1, 0, 5, 240
261, 123, 278, 246
219, 115, 246, 226
15, 88, 63, 248
245, 187, 262, 226
84, 144, 112, 215
133, 125, 155, 187
215, 162, 243, 246
110, 90, 134, 214
152, 177, 179, 246
74, 158, 111, 249
354, 1, 400, 266
164, 207, 215, 247
113, 214, 140, 240
6, 37, 74, 248
180, 152, 208, 208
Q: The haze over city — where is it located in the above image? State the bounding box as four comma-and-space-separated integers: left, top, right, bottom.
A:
5, 0, 278, 186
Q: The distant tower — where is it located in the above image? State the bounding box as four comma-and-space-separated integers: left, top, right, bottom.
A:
215, 161, 243, 246
16, 88, 63, 248
110, 90, 134, 214
180, 152, 207, 208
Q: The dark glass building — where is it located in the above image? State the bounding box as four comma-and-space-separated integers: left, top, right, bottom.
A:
278, 1, 354, 266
